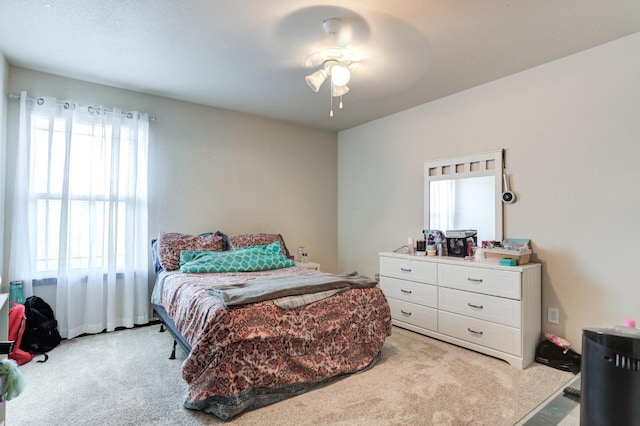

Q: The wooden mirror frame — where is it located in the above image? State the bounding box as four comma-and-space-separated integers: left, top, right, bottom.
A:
424, 150, 504, 242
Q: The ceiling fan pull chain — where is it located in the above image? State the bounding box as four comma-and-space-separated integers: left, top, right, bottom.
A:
330, 89, 334, 117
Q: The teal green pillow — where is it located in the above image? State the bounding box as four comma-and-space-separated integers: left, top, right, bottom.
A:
180, 241, 295, 273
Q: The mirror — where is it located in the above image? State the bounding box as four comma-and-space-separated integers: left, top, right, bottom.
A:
429, 177, 495, 243
424, 150, 503, 244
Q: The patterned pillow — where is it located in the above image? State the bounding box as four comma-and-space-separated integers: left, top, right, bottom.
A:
180, 241, 296, 273
227, 233, 290, 258
157, 232, 225, 271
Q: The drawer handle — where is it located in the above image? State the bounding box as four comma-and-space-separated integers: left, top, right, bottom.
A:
400, 267, 412, 272
467, 303, 484, 309
400, 309, 412, 316
467, 328, 484, 336
400, 289, 412, 294
467, 277, 483, 283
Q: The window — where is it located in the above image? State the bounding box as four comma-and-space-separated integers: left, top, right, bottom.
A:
11, 92, 150, 339
29, 109, 144, 274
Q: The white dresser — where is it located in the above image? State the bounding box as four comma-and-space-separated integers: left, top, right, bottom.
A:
379, 252, 541, 369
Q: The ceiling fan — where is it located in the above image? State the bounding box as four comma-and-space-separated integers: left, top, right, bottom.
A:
304, 18, 360, 117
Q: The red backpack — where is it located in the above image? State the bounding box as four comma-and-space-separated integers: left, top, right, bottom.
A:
8, 302, 35, 365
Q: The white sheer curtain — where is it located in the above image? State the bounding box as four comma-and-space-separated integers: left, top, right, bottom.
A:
429, 179, 456, 232
9, 91, 149, 339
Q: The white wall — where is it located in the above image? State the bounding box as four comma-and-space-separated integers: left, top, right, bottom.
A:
338, 32, 640, 352
0, 54, 8, 286
3, 68, 339, 293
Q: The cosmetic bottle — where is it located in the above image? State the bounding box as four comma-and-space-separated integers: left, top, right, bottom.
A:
435, 238, 443, 256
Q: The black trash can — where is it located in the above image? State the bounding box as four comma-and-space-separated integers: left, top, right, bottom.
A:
581, 327, 640, 426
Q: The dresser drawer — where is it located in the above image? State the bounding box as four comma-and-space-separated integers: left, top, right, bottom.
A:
388, 298, 438, 331
380, 256, 437, 284
380, 276, 437, 308
438, 287, 521, 328
438, 311, 522, 356
438, 264, 521, 299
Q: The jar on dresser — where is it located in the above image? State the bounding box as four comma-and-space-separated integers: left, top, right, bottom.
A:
379, 252, 541, 369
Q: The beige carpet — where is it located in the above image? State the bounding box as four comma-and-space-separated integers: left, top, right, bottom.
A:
7, 324, 574, 425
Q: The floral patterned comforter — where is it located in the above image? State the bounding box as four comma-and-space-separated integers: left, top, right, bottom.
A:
156, 267, 392, 420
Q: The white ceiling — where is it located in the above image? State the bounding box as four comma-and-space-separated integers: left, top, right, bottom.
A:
1, 1, 639, 132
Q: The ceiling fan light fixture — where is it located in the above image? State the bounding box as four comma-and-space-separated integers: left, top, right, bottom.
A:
305, 69, 328, 92
330, 64, 350, 87
304, 18, 359, 118
331, 84, 349, 97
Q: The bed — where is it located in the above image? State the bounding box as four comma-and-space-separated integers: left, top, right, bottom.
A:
150, 231, 392, 420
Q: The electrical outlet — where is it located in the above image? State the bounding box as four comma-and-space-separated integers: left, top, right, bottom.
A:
548, 307, 560, 324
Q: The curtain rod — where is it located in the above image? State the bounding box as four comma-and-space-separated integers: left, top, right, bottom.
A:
7, 92, 157, 122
